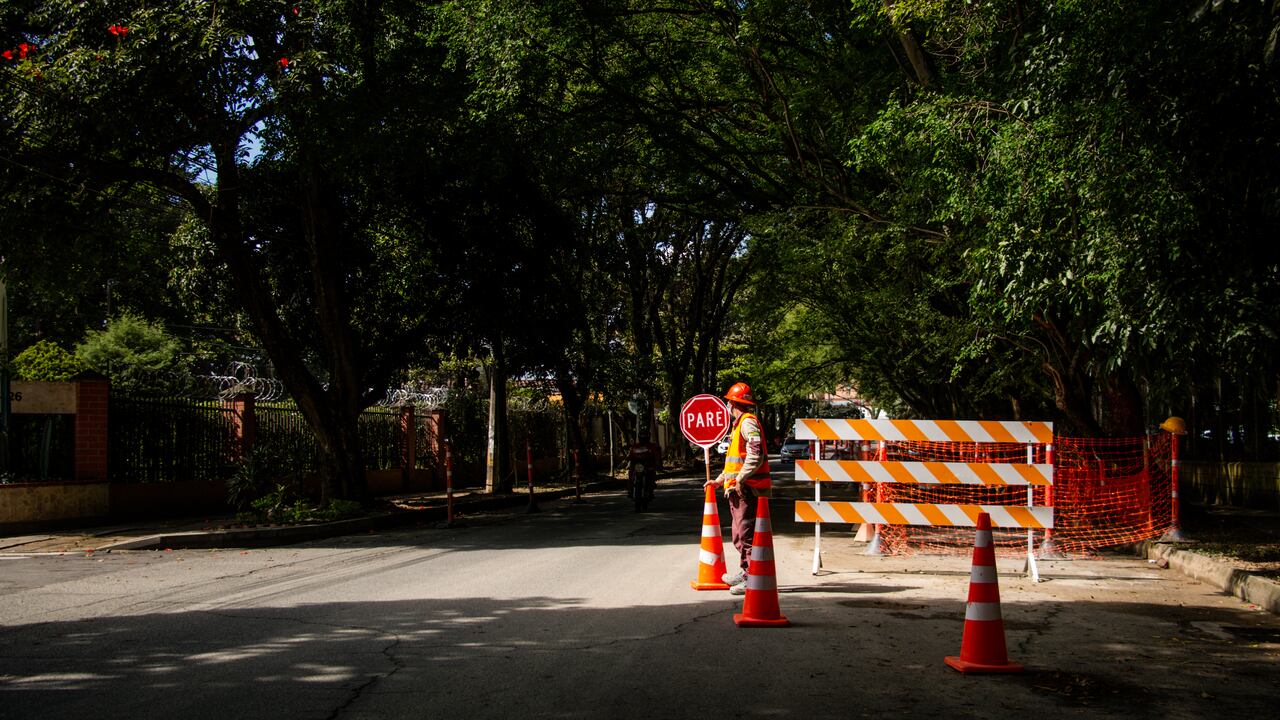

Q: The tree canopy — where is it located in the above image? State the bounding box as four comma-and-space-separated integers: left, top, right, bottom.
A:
3, 0, 1277, 497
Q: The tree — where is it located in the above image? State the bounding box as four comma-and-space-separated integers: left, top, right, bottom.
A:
603, 1, 1280, 438
432, 2, 766, 466
1, 2, 481, 499
11, 340, 90, 381
76, 313, 183, 393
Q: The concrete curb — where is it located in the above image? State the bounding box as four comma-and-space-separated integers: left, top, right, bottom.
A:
97, 481, 621, 552
1135, 539, 1280, 615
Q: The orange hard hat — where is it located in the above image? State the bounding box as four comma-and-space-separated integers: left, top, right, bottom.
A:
723, 382, 755, 405
1159, 416, 1187, 435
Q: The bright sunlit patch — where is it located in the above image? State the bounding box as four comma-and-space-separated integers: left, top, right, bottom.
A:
10, 672, 117, 688
186, 643, 289, 665
292, 663, 356, 683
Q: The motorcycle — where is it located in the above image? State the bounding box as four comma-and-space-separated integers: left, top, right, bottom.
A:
627, 443, 658, 512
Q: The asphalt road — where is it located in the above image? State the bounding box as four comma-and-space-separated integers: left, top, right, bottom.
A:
2, 467, 1279, 719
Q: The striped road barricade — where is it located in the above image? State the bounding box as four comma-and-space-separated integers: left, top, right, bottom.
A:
793, 419, 1055, 581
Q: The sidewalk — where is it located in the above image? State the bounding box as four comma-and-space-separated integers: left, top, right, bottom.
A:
1135, 538, 1280, 615
0, 478, 620, 555
1132, 502, 1280, 615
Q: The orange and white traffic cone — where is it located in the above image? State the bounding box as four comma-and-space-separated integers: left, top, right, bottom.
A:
733, 496, 790, 627
691, 485, 731, 590
945, 512, 1023, 673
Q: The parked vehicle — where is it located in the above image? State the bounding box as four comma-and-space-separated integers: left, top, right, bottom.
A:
779, 437, 809, 463
715, 434, 731, 455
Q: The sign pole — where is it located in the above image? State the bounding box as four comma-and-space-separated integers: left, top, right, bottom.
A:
679, 394, 732, 496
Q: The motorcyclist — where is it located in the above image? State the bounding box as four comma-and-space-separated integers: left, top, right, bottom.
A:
626, 436, 661, 504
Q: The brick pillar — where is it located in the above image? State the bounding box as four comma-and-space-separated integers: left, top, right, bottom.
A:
226, 393, 257, 461
400, 405, 416, 485
74, 377, 110, 482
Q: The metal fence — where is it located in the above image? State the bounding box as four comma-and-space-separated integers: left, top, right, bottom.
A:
104, 393, 599, 485
359, 408, 400, 470
5, 413, 75, 480
109, 397, 238, 484
108, 397, 419, 483
255, 402, 322, 476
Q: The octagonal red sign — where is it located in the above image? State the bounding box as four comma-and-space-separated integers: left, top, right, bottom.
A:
680, 394, 731, 448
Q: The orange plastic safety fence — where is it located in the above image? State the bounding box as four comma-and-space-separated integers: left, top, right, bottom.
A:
871, 435, 1173, 557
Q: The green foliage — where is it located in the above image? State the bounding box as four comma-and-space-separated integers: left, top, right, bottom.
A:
723, 1, 1279, 435
245, 484, 364, 524
5, 0, 1278, 455
10, 340, 91, 381
76, 314, 184, 393
225, 448, 280, 513
224, 429, 323, 511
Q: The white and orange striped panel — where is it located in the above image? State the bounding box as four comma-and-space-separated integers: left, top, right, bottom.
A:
796, 459, 1053, 486
794, 418, 1053, 444
794, 501, 1054, 529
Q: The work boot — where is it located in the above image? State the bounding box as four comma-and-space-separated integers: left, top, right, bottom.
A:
721, 569, 746, 587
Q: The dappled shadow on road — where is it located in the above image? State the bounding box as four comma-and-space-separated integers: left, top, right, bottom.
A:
782, 582, 915, 595
3, 589, 1279, 720
8, 477, 1280, 718
354, 475, 875, 553
289, 476, 751, 552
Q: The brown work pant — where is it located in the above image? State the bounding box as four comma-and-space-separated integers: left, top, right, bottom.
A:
728, 485, 758, 572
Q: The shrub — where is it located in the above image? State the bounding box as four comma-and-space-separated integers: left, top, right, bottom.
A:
244, 485, 364, 524
76, 314, 185, 394
11, 340, 91, 381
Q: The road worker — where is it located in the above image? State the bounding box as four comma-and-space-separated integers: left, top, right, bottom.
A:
704, 381, 771, 596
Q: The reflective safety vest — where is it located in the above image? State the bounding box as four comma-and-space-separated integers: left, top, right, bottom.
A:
723, 412, 771, 497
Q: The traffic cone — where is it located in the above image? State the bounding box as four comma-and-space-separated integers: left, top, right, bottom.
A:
733, 496, 790, 627
944, 512, 1023, 673
691, 485, 731, 590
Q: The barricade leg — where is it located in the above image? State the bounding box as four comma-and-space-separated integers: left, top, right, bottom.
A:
812, 460, 823, 575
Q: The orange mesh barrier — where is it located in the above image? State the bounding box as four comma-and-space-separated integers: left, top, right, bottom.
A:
873, 436, 1172, 557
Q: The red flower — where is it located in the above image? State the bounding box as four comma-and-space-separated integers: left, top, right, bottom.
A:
292, 6, 300, 16
18, 43, 30, 59
108, 25, 130, 37
278, 57, 289, 68
1, 50, 11, 61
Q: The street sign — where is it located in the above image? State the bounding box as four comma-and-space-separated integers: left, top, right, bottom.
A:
679, 394, 731, 448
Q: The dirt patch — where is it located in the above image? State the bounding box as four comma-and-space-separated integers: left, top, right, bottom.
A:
1180, 504, 1280, 580
1022, 670, 1156, 713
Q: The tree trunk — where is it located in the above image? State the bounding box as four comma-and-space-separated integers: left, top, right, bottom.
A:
301, 160, 368, 503
554, 367, 595, 478
1045, 361, 1102, 437
486, 337, 512, 493
884, 1, 935, 86
1101, 374, 1145, 436
307, 404, 367, 503
1032, 312, 1103, 437
207, 141, 369, 503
